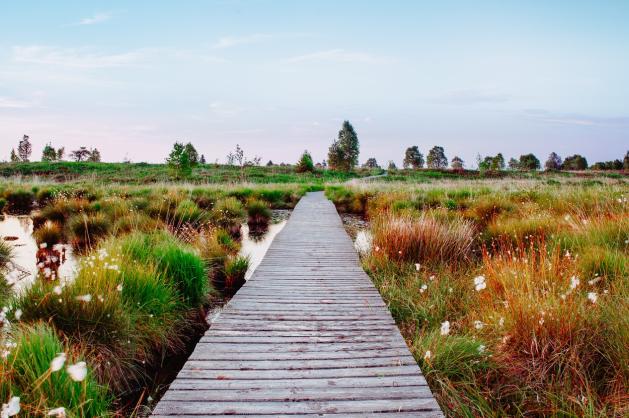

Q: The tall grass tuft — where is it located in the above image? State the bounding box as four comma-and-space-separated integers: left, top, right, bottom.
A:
0, 322, 111, 417
67, 212, 111, 249
372, 214, 474, 265
33, 222, 64, 247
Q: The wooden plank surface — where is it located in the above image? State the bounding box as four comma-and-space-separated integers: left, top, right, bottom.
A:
151, 192, 442, 416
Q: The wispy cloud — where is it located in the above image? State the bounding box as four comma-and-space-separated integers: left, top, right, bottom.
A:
0, 96, 34, 109
12, 46, 140, 69
76, 12, 112, 26
434, 89, 510, 105
285, 49, 387, 64
209, 101, 243, 118
523, 109, 629, 126
212, 34, 272, 49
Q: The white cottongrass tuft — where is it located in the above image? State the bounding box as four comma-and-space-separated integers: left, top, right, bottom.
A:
569, 276, 580, 290
473, 275, 486, 291
414, 263, 421, 271
47, 407, 66, 417
50, 353, 66, 372
67, 361, 87, 382
474, 320, 484, 330
587, 292, 598, 304
75, 294, 92, 303
420, 284, 427, 293
440, 320, 450, 336
1, 396, 20, 417
423, 350, 431, 360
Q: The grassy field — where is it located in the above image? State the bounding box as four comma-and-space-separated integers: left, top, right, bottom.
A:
0, 161, 373, 184
326, 176, 628, 416
1, 165, 627, 416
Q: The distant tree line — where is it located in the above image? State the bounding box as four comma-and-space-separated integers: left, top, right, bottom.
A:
6, 131, 628, 174
8, 135, 101, 162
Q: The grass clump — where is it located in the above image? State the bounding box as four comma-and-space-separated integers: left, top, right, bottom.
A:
246, 199, 271, 227
0, 322, 111, 417
120, 232, 209, 306
372, 214, 474, 265
67, 212, 111, 250
3, 189, 34, 213
224, 255, 249, 296
32, 222, 64, 247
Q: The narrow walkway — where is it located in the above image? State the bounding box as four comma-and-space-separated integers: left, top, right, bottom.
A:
152, 192, 442, 417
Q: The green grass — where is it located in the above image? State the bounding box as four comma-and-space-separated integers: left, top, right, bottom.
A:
0, 322, 111, 417
0, 161, 361, 184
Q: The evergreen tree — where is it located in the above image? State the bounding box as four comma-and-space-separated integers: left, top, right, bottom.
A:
41, 143, 58, 161
327, 120, 359, 171
184, 142, 199, 165
451, 156, 464, 170
544, 152, 562, 171
387, 160, 397, 170
491, 153, 505, 170
295, 150, 314, 173
403, 146, 424, 169
562, 154, 588, 170
70, 147, 91, 162
426, 146, 448, 168
200, 154, 206, 164
266, 160, 274, 167
10, 149, 20, 162
18, 135, 32, 162
363, 158, 379, 169
88, 148, 101, 162
624, 151, 629, 170
508, 157, 520, 170
56, 147, 65, 161
519, 153, 541, 170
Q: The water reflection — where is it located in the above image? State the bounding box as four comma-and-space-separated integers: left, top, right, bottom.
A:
239, 218, 287, 281
0, 215, 77, 292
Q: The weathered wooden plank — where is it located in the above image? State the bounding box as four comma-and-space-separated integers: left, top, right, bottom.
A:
153, 398, 442, 415
151, 192, 442, 417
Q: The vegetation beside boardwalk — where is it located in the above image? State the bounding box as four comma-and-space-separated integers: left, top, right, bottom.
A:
326, 179, 628, 417
0, 181, 322, 416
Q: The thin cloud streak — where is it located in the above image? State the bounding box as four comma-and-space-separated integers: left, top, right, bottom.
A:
78, 12, 112, 25
285, 49, 389, 64
12, 46, 141, 68
523, 109, 629, 127
212, 34, 272, 49
434, 89, 511, 105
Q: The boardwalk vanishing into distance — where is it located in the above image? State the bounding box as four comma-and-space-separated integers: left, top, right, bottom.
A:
152, 192, 443, 417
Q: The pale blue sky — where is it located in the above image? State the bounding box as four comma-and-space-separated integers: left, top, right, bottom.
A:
1, 1, 628, 166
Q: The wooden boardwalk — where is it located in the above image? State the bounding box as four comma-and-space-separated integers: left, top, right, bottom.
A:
152, 192, 442, 417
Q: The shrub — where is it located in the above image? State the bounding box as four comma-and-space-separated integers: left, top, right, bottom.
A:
0, 198, 6, 212
67, 212, 111, 249
372, 214, 474, 265
0, 322, 111, 417
4, 189, 34, 213
33, 222, 64, 247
